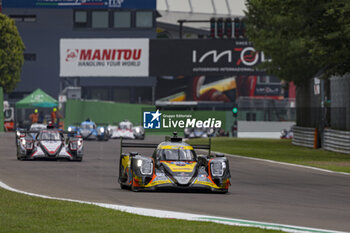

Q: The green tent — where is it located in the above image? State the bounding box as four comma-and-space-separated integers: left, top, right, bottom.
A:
16, 88, 58, 108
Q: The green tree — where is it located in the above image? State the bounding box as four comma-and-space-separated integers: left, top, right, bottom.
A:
244, 0, 320, 85
310, 0, 350, 76
0, 13, 25, 93
245, 0, 350, 84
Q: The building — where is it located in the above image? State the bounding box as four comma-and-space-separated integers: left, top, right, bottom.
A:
2, 0, 157, 104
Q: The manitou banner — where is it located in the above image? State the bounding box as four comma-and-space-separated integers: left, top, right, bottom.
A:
60, 39, 149, 77
150, 39, 267, 76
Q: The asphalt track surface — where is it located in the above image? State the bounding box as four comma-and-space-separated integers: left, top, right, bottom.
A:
0, 133, 349, 232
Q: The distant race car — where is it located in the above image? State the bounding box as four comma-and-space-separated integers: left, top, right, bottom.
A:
108, 120, 144, 140
15, 123, 47, 146
184, 127, 216, 138
118, 133, 231, 193
280, 129, 293, 139
68, 120, 108, 141
16, 129, 83, 161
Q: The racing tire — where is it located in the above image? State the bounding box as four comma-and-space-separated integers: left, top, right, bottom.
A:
74, 157, 83, 162
18, 154, 27, 161
120, 183, 128, 190
131, 178, 139, 192
220, 189, 228, 194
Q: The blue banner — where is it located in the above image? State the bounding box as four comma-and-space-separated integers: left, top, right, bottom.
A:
2, 0, 156, 9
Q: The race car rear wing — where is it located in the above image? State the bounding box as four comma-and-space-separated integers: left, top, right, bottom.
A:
16, 130, 78, 136
120, 137, 211, 156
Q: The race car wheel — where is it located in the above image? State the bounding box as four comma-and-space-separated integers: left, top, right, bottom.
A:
18, 155, 26, 161
120, 183, 128, 190
220, 189, 228, 194
131, 178, 139, 192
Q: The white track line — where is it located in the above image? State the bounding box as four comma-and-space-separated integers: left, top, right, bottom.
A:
210, 151, 350, 176
0, 180, 347, 233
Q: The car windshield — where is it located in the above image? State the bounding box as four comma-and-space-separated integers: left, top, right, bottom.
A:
81, 124, 94, 129
30, 125, 46, 131
119, 123, 132, 130
39, 131, 62, 141
158, 149, 196, 161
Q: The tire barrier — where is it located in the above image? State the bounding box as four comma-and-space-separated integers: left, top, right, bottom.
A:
323, 128, 350, 154
292, 125, 316, 148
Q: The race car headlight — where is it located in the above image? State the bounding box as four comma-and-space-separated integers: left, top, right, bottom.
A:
26, 141, 33, 149
134, 127, 141, 133
21, 139, 33, 149
98, 127, 104, 133
68, 127, 72, 132
21, 138, 26, 146
16, 131, 21, 137
70, 142, 78, 150
184, 128, 191, 135
137, 159, 153, 175
77, 139, 82, 147
211, 161, 226, 177
207, 128, 215, 135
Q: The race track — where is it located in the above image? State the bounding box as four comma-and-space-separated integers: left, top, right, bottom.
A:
0, 133, 349, 232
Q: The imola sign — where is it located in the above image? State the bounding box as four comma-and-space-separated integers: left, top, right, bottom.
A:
150, 39, 267, 76
192, 50, 232, 63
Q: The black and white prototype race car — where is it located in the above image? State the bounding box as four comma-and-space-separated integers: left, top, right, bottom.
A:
16, 129, 84, 161
118, 133, 231, 193
108, 120, 145, 139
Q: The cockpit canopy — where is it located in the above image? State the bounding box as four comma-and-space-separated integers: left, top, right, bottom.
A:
119, 121, 133, 130
38, 131, 62, 141
81, 123, 96, 129
155, 144, 197, 161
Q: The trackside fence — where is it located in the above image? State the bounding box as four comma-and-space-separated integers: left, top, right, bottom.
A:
323, 128, 350, 154
292, 125, 316, 148
0, 87, 3, 132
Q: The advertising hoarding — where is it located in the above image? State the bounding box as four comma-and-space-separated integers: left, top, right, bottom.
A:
2, 0, 156, 9
60, 38, 149, 77
150, 39, 267, 76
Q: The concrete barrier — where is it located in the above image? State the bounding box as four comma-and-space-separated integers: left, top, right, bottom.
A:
238, 121, 295, 139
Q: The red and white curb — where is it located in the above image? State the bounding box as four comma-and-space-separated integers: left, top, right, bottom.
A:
0, 180, 346, 233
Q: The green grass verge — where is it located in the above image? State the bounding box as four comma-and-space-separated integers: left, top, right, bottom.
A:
0, 188, 281, 233
188, 138, 350, 173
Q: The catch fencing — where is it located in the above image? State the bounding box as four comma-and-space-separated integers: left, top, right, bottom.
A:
330, 74, 350, 131
323, 128, 350, 154
292, 125, 316, 148
0, 87, 3, 132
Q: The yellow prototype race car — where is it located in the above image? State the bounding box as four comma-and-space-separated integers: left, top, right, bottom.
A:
118, 133, 231, 193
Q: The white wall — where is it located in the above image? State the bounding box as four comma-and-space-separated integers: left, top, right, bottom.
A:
238, 121, 295, 139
